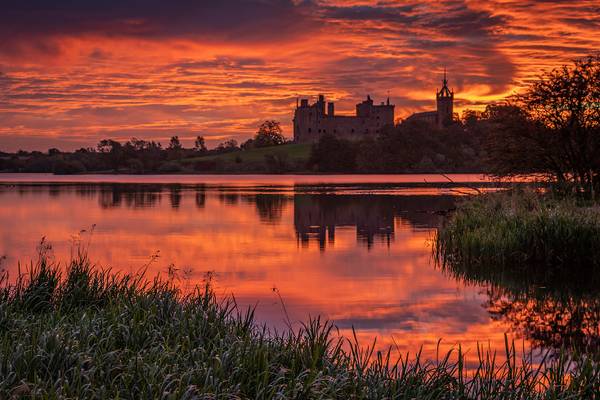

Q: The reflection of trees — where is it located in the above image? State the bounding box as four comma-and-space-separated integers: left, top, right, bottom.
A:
98, 184, 162, 209
10, 183, 211, 210
442, 258, 600, 359
486, 288, 600, 358
253, 194, 289, 223
168, 185, 182, 209
195, 188, 206, 209
218, 192, 239, 205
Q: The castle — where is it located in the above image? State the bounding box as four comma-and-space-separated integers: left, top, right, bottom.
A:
293, 73, 454, 143
293, 94, 394, 143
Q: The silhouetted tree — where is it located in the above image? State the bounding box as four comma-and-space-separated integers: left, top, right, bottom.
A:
485, 56, 600, 196
309, 134, 357, 172
254, 120, 285, 148
168, 136, 182, 150
97, 139, 124, 171
194, 136, 207, 153
215, 139, 238, 153
167, 136, 183, 160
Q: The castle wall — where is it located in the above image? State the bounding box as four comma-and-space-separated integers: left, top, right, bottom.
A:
293, 96, 394, 143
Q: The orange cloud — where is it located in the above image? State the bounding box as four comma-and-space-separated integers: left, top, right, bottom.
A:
1, 0, 599, 151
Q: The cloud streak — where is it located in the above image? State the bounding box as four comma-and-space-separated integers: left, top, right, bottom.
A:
1, 0, 599, 150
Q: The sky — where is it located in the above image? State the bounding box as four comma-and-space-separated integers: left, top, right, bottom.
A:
0, 0, 599, 151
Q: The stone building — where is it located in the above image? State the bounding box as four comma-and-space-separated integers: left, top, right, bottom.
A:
292, 73, 455, 143
293, 94, 394, 143
405, 71, 454, 128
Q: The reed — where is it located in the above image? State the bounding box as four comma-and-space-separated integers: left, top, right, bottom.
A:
435, 189, 600, 287
1, 254, 599, 399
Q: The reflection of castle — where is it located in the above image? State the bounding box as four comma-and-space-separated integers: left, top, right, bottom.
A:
293, 194, 456, 250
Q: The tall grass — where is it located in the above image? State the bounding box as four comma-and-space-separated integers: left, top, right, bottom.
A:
1, 253, 599, 398
435, 189, 600, 288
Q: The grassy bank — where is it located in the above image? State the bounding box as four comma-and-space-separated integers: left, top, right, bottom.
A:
435, 189, 600, 278
181, 143, 312, 173
1, 254, 599, 398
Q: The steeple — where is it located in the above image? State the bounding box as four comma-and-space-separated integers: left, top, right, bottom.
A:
436, 68, 454, 127
437, 67, 452, 98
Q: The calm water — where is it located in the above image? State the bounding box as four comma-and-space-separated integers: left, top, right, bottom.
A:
0, 174, 597, 362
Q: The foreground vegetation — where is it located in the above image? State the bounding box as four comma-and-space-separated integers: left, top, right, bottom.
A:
1, 253, 600, 398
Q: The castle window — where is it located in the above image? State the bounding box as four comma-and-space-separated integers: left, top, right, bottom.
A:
323, 129, 327, 133
318, 129, 321, 133
351, 129, 355, 133
333, 129, 337, 133
308, 128, 311, 133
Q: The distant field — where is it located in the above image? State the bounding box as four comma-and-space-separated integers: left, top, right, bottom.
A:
184, 143, 311, 163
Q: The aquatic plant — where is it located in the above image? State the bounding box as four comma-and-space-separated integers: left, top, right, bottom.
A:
435, 189, 600, 283
1, 254, 599, 399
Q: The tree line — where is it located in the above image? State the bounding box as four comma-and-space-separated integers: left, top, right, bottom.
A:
0, 121, 287, 174
1, 56, 598, 195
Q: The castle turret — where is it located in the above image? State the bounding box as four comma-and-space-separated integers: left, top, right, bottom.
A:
436, 69, 453, 127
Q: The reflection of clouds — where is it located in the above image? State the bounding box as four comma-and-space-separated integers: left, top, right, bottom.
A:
332, 298, 487, 329
0, 184, 550, 360
1, 1, 599, 150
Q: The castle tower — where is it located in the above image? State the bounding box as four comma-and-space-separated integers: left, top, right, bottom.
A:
436, 69, 453, 127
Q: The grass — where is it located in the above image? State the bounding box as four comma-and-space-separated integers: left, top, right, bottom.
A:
181, 143, 312, 171
435, 188, 600, 282
1, 250, 600, 398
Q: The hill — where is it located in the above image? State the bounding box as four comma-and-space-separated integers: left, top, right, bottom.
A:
181, 143, 312, 173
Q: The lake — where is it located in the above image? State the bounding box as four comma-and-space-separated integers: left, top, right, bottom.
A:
0, 174, 596, 363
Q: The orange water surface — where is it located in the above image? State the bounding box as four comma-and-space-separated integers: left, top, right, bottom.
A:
0, 174, 567, 365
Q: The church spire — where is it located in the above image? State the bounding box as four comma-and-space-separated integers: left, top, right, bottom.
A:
438, 67, 452, 98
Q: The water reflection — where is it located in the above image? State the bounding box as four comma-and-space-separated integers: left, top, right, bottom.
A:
2, 179, 596, 362
442, 255, 600, 359
293, 194, 454, 249
486, 289, 600, 358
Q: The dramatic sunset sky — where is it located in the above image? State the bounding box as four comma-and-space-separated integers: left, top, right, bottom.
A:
1, 0, 599, 151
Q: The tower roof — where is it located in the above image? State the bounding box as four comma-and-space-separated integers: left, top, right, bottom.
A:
437, 68, 453, 97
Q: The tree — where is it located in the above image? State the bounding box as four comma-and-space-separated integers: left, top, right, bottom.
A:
168, 136, 182, 150
254, 120, 285, 148
216, 139, 238, 152
309, 134, 357, 172
167, 136, 183, 160
97, 139, 121, 153
97, 139, 124, 171
484, 56, 600, 196
194, 136, 207, 153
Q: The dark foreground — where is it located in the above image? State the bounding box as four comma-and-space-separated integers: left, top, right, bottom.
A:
1, 255, 599, 399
